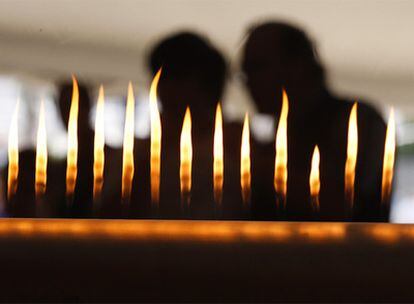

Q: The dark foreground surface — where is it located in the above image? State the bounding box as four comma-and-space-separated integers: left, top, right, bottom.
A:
0, 218, 412, 302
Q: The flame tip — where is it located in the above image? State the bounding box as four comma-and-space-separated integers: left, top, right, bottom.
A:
214, 102, 224, 205
8, 99, 20, 199
94, 81, 106, 200
381, 106, 396, 204
241, 112, 251, 205
345, 101, 359, 208
180, 106, 193, 204
128, 82, 134, 92
122, 80, 135, 201
310, 144, 321, 211
274, 90, 289, 204
66, 72, 80, 196
150, 69, 162, 205
35, 98, 48, 197
244, 112, 249, 123
184, 106, 191, 117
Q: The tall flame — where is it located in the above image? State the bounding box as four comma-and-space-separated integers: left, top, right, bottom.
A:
345, 102, 358, 209
122, 82, 135, 202
180, 107, 192, 207
381, 108, 395, 204
213, 103, 224, 206
35, 100, 47, 197
150, 69, 162, 207
7, 100, 19, 200
93, 85, 105, 201
274, 89, 289, 209
66, 75, 79, 198
309, 145, 320, 212
241, 112, 251, 206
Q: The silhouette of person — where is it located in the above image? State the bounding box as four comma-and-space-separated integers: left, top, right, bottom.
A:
55, 81, 120, 218
241, 21, 387, 221
145, 32, 241, 219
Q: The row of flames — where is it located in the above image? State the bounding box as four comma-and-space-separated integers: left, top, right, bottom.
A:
7, 69, 396, 214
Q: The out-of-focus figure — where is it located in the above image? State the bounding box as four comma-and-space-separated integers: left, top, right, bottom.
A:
55, 81, 120, 218
241, 21, 387, 221
144, 32, 241, 218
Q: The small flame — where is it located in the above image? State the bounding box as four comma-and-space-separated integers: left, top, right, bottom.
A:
122, 82, 135, 202
241, 113, 251, 206
180, 107, 192, 207
309, 145, 320, 212
35, 100, 47, 197
66, 75, 79, 198
274, 89, 289, 209
381, 108, 395, 204
213, 103, 224, 206
345, 102, 358, 209
7, 100, 19, 200
93, 85, 105, 201
150, 69, 162, 207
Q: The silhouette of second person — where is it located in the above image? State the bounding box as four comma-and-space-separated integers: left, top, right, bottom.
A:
241, 21, 387, 221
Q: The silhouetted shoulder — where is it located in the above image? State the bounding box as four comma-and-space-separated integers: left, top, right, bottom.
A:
332, 95, 386, 130
359, 99, 386, 128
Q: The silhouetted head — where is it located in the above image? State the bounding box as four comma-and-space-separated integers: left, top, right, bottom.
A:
148, 32, 227, 119
241, 21, 326, 114
57, 80, 92, 131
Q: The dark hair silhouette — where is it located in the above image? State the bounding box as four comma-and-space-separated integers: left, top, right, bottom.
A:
241, 21, 330, 116
148, 32, 226, 104
242, 21, 325, 89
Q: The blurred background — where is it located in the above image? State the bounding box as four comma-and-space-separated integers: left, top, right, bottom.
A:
0, 0, 412, 221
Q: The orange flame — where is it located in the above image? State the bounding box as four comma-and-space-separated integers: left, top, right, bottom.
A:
274, 89, 289, 209
150, 69, 162, 207
35, 100, 47, 197
180, 107, 192, 207
7, 100, 19, 200
345, 102, 358, 209
309, 145, 320, 212
381, 108, 395, 204
122, 82, 135, 202
213, 103, 224, 206
66, 76, 79, 198
93, 85, 105, 201
241, 113, 251, 206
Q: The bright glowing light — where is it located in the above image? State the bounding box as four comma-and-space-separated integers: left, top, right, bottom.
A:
241, 112, 251, 207
180, 107, 192, 207
122, 82, 135, 202
150, 69, 162, 207
7, 99, 19, 200
213, 103, 224, 206
66, 75, 79, 198
93, 85, 105, 201
345, 102, 358, 209
381, 108, 396, 204
274, 89, 289, 209
35, 100, 47, 197
309, 145, 320, 212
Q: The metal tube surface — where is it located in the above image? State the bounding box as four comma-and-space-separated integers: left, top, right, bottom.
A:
0, 219, 412, 302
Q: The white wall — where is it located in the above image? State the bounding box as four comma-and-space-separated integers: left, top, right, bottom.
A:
0, 0, 412, 116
